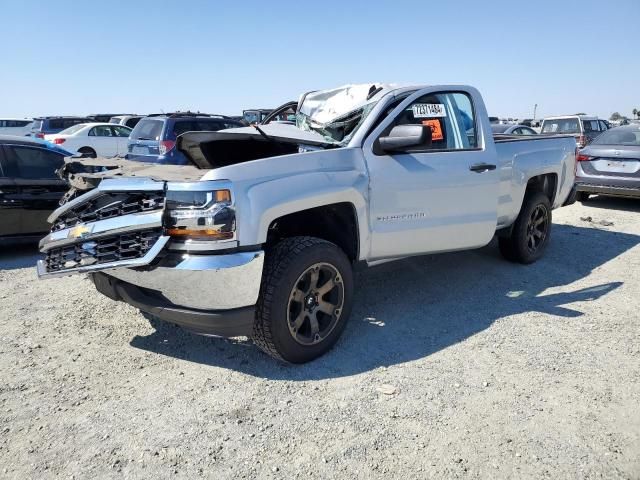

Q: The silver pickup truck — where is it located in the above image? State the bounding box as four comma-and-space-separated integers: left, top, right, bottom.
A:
37, 84, 577, 363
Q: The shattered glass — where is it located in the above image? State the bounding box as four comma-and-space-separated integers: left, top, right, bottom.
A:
296, 83, 396, 145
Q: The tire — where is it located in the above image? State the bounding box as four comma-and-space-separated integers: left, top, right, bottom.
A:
499, 192, 552, 264
576, 191, 590, 202
252, 236, 354, 363
78, 147, 96, 158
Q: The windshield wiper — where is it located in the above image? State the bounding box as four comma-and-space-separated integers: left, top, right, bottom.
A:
136, 137, 153, 141
252, 124, 273, 142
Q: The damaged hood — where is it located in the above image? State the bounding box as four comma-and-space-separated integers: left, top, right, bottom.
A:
59, 157, 205, 191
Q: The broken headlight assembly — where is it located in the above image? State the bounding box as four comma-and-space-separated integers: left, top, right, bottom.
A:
164, 182, 236, 243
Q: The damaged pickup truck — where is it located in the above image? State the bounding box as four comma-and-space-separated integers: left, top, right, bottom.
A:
37, 84, 577, 363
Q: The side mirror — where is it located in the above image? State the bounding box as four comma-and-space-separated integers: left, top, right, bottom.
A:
378, 125, 432, 153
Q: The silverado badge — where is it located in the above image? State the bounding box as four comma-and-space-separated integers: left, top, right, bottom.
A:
68, 224, 93, 239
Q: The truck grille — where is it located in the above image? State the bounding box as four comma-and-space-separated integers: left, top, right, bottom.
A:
52, 192, 165, 232
45, 229, 162, 273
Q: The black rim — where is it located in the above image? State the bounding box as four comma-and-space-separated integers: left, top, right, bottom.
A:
526, 204, 549, 253
287, 262, 344, 346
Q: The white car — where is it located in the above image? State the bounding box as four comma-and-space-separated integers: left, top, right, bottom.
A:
0, 118, 33, 136
44, 123, 131, 158
109, 115, 144, 129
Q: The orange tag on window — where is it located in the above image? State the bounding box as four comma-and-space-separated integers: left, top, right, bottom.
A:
422, 119, 443, 141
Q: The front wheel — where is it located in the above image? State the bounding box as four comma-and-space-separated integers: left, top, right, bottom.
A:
252, 236, 354, 363
499, 192, 552, 264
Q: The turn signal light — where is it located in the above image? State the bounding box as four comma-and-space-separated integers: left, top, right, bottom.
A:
165, 228, 234, 240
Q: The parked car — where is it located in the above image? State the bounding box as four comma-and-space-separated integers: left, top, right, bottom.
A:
0, 135, 70, 244
540, 115, 609, 147
88, 114, 129, 123
489, 116, 500, 124
38, 83, 577, 363
492, 124, 538, 135
109, 115, 144, 129
30, 116, 93, 139
126, 113, 244, 164
243, 109, 271, 124
44, 123, 132, 158
575, 125, 640, 201
0, 119, 33, 136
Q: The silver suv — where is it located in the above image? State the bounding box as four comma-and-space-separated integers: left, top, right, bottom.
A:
541, 115, 609, 148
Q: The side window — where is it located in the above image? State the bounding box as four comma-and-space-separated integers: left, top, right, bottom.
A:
89, 126, 113, 137
125, 117, 141, 128
196, 121, 223, 131
111, 126, 131, 137
599, 120, 608, 131
389, 91, 477, 151
172, 121, 197, 136
7, 146, 64, 179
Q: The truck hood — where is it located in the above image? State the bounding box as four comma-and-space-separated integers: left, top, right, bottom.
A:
177, 123, 335, 169
58, 157, 205, 191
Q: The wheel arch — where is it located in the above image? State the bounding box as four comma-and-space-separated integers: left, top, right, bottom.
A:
264, 202, 361, 262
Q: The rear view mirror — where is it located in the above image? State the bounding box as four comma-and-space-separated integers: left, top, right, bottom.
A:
378, 125, 432, 153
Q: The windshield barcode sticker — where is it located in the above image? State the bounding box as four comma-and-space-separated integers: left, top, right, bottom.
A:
412, 103, 447, 118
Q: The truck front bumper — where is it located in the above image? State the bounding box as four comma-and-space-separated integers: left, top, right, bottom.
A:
83, 250, 264, 337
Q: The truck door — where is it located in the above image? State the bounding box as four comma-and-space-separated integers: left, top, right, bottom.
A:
362, 88, 499, 260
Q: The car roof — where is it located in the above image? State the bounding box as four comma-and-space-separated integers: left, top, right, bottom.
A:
0, 134, 45, 144
0, 118, 33, 121
53, 122, 132, 131
33, 116, 93, 120
543, 115, 598, 121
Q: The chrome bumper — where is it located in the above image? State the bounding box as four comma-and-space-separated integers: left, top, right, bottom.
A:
104, 251, 264, 310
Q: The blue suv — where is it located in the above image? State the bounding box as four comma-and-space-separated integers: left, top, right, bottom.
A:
127, 113, 244, 165
30, 116, 93, 139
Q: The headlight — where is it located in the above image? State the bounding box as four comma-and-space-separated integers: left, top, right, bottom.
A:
164, 183, 235, 241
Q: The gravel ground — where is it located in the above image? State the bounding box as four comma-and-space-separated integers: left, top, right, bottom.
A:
1, 196, 639, 479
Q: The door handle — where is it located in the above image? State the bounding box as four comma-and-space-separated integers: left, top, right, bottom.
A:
469, 163, 496, 172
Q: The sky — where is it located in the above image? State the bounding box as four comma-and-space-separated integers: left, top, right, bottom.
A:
2, 0, 638, 120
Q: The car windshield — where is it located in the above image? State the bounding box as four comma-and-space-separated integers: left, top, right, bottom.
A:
492, 125, 510, 133
58, 124, 87, 135
542, 118, 580, 134
130, 119, 164, 141
296, 84, 392, 145
592, 127, 640, 146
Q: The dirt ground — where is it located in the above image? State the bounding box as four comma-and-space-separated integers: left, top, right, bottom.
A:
1, 196, 639, 479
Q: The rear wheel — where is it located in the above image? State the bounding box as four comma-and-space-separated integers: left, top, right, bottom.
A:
252, 236, 354, 363
499, 192, 552, 264
576, 191, 591, 202
78, 147, 96, 158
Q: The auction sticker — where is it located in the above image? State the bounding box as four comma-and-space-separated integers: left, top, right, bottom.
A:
412, 103, 447, 118
422, 119, 443, 141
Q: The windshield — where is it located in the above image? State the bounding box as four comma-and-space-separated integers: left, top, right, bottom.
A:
542, 118, 580, 134
58, 124, 87, 135
592, 127, 640, 145
130, 119, 164, 141
296, 84, 392, 145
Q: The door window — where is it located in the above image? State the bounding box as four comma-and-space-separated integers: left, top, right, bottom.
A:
6, 146, 65, 179
89, 126, 113, 136
111, 126, 132, 137
387, 92, 477, 151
